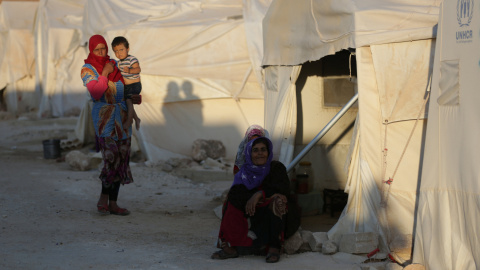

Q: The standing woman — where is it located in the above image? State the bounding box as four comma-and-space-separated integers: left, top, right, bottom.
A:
81, 35, 133, 216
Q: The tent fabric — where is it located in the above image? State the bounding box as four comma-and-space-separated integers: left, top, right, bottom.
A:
35, 0, 88, 117
261, 0, 440, 168
242, 0, 272, 86
264, 65, 300, 164
76, 0, 266, 162
328, 43, 432, 262
262, 0, 440, 66
0, 1, 38, 114
82, 0, 261, 98
413, 2, 480, 269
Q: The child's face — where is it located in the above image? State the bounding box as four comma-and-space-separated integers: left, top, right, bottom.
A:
113, 44, 129, 60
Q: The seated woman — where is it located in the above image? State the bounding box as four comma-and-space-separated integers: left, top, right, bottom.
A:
212, 137, 298, 263
233, 124, 269, 175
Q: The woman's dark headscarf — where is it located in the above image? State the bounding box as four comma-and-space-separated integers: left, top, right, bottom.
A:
232, 137, 273, 190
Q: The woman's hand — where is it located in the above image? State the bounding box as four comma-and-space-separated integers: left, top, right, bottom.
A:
271, 193, 288, 203
102, 62, 114, 77
245, 191, 262, 216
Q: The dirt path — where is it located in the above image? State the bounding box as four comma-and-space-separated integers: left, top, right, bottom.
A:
0, 117, 374, 269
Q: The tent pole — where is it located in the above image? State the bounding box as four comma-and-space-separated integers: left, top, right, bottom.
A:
286, 93, 358, 173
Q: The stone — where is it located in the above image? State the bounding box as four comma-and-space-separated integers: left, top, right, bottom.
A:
65, 150, 90, 171
284, 230, 302, 254
166, 158, 181, 167
308, 231, 329, 252
191, 139, 226, 162
299, 230, 313, 252
322, 240, 338, 255
339, 232, 379, 254
202, 157, 225, 170
161, 163, 173, 173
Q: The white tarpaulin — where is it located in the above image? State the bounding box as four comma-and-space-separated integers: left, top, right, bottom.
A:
262, 0, 440, 66
0, 0, 268, 161
413, 1, 480, 269
0, 1, 38, 114
34, 0, 87, 118
76, 0, 265, 161
262, 0, 440, 166
328, 41, 433, 262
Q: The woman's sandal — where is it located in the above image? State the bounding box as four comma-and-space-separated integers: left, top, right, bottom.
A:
109, 207, 130, 216
97, 204, 109, 215
266, 252, 280, 263
211, 249, 239, 260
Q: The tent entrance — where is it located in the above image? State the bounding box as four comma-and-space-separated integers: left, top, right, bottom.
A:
288, 51, 358, 231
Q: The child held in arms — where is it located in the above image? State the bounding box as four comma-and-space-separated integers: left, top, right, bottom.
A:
112, 36, 142, 130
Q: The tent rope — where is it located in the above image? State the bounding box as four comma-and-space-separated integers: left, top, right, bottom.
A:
380, 90, 431, 208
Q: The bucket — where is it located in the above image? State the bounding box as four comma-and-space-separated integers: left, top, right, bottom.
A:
42, 139, 61, 159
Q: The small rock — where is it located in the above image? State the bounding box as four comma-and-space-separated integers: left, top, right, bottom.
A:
161, 163, 173, 172
191, 139, 226, 162
322, 240, 338, 255
65, 150, 90, 171
284, 230, 303, 254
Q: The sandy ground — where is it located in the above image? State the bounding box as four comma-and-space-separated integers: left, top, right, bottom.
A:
0, 116, 390, 270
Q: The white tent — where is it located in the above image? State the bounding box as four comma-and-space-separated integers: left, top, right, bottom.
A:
261, 0, 440, 263
76, 0, 265, 162
34, 0, 87, 118
0, 1, 38, 115
413, 1, 480, 269
0, 0, 270, 162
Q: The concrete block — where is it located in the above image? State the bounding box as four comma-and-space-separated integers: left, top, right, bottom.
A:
339, 232, 378, 254
308, 231, 328, 252
299, 230, 313, 252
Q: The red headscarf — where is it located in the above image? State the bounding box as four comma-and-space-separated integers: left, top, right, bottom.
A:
84, 35, 124, 84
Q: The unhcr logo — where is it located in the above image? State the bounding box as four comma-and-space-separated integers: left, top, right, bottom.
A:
457, 0, 474, 26
456, 0, 474, 43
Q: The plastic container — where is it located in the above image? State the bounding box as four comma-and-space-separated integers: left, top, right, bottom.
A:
296, 161, 312, 194
42, 139, 61, 159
